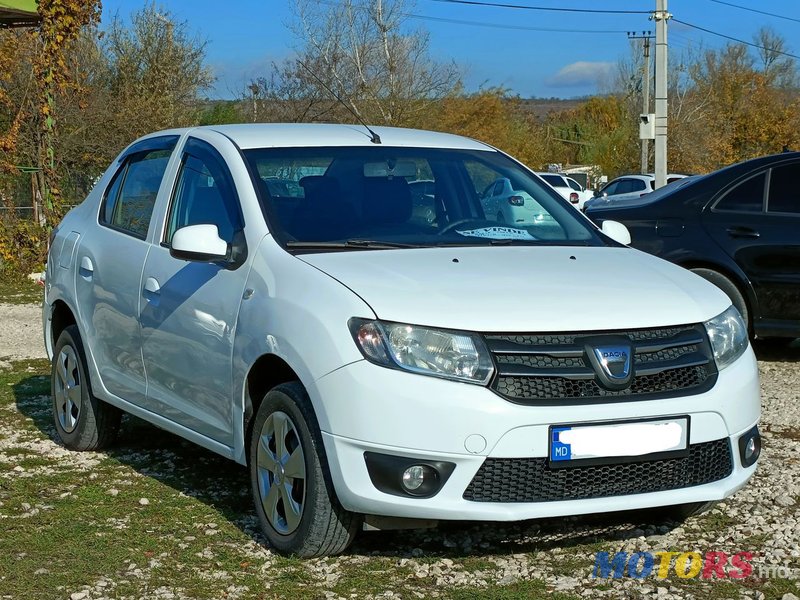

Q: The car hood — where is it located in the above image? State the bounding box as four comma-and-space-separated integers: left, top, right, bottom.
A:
298, 246, 731, 332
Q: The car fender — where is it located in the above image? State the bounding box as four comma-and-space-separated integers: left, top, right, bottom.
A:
231, 235, 376, 463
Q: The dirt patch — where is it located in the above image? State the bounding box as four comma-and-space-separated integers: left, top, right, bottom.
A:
0, 303, 46, 365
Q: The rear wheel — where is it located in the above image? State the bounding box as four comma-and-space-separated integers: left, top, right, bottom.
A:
51, 325, 121, 450
690, 268, 749, 332
249, 382, 360, 557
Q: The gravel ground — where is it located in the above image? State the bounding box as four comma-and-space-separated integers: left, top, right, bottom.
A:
0, 303, 46, 367
1, 301, 798, 599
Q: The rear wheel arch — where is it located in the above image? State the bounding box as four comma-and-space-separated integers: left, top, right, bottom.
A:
50, 299, 77, 351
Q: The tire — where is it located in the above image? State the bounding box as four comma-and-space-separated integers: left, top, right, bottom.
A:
51, 325, 121, 450
249, 382, 360, 557
690, 268, 749, 332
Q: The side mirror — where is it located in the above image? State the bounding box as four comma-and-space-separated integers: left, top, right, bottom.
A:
170, 224, 228, 262
601, 220, 632, 245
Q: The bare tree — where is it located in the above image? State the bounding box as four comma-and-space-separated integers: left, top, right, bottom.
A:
252, 0, 461, 126
753, 26, 797, 88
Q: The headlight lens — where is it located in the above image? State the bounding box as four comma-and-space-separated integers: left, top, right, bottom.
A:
704, 305, 748, 370
350, 319, 494, 384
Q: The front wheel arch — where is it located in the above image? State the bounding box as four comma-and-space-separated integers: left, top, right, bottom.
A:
684, 264, 752, 334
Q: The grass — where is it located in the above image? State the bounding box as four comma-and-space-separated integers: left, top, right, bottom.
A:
0, 277, 43, 304
0, 354, 797, 599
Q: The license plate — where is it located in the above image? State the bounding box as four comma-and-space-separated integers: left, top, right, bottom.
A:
549, 417, 689, 463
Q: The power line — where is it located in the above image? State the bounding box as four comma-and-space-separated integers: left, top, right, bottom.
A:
311, 0, 629, 34
407, 13, 627, 34
673, 18, 800, 60
708, 0, 800, 25
424, 0, 650, 15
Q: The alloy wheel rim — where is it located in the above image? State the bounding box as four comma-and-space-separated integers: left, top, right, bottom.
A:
54, 346, 82, 433
256, 410, 306, 535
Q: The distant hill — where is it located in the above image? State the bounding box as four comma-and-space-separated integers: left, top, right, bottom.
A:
518, 98, 587, 120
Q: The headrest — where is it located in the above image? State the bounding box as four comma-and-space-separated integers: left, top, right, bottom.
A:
362, 178, 412, 225
299, 176, 342, 203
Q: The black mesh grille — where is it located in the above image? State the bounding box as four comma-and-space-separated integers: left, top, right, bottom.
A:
497, 355, 585, 369
486, 324, 716, 403
463, 438, 733, 503
495, 365, 709, 400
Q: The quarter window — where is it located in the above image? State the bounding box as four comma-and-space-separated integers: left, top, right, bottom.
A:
100, 149, 172, 238
715, 173, 766, 213
767, 164, 800, 214
166, 139, 243, 245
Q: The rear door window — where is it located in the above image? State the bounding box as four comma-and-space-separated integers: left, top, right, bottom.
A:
100, 148, 173, 239
630, 179, 647, 192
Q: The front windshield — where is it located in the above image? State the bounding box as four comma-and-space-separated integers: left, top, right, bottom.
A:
243, 146, 602, 249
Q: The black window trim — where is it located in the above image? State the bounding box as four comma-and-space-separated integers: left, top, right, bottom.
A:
98, 135, 180, 240
162, 136, 246, 249
710, 170, 767, 215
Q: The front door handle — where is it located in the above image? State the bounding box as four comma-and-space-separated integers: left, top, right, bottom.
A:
726, 226, 760, 239
143, 277, 161, 295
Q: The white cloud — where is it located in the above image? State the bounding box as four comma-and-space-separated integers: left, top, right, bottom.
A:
546, 61, 615, 88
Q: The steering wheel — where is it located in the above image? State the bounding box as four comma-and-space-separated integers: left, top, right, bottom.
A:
438, 219, 498, 235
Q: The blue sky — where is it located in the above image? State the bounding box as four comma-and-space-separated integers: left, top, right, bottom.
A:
99, 0, 800, 99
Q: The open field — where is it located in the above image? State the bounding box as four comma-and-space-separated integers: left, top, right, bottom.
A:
0, 298, 798, 600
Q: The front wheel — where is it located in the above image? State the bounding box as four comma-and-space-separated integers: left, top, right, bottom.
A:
249, 382, 360, 557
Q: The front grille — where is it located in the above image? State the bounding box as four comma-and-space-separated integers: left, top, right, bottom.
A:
486, 324, 717, 404
463, 438, 733, 503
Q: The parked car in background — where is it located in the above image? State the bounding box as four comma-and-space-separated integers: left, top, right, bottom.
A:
44, 123, 760, 559
589, 173, 688, 208
480, 177, 553, 225
586, 176, 699, 211
536, 172, 593, 210
586, 152, 800, 340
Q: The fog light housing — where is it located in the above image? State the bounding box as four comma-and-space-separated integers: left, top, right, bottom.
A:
737, 425, 761, 468
364, 453, 455, 498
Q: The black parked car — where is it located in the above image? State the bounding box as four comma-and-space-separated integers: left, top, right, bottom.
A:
586, 153, 800, 339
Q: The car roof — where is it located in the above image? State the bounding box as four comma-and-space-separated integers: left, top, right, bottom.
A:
136, 123, 494, 151
609, 174, 652, 182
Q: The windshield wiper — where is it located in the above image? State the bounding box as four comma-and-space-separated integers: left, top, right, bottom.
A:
286, 239, 426, 250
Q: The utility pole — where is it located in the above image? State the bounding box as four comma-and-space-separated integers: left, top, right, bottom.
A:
629, 31, 653, 174
652, 0, 671, 189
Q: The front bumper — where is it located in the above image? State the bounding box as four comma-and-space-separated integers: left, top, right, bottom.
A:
311, 345, 760, 521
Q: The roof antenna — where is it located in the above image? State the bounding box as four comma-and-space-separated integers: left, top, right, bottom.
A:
297, 59, 381, 144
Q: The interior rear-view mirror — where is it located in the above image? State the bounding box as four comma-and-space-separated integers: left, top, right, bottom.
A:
363, 160, 417, 178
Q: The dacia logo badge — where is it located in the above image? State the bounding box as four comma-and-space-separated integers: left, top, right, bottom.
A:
585, 341, 634, 390
593, 346, 631, 380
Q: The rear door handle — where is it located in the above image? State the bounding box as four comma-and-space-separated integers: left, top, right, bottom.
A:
726, 226, 760, 239
143, 277, 161, 295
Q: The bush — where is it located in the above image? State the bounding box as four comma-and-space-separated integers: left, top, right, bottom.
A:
0, 218, 47, 279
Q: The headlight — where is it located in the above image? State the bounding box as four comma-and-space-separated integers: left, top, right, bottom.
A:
704, 305, 748, 370
349, 319, 494, 384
